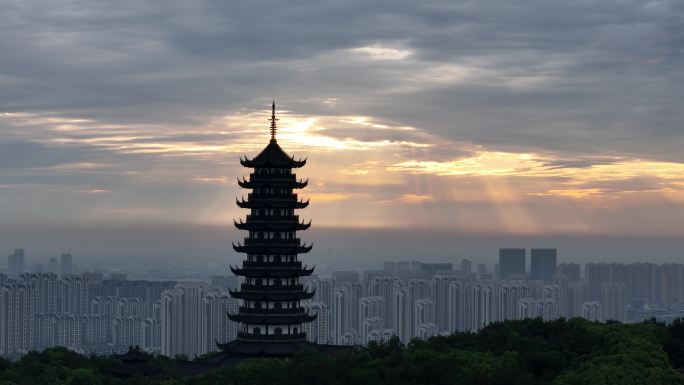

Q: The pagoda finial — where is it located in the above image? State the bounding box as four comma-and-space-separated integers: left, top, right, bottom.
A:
270, 101, 278, 141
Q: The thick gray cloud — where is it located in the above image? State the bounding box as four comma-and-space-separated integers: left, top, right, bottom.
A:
1, 0, 681, 158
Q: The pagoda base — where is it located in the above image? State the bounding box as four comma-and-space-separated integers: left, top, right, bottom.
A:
199, 339, 351, 367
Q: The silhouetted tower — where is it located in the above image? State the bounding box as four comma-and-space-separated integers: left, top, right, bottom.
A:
225, 102, 316, 351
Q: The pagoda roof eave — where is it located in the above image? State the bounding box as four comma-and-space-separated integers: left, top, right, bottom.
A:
238, 179, 308, 189
228, 290, 316, 301
232, 243, 313, 255
234, 220, 311, 231
236, 199, 309, 209
230, 265, 315, 278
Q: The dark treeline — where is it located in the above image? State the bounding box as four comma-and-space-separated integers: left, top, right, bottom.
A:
1, 318, 684, 385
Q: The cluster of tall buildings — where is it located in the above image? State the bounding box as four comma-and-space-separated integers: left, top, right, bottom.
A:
0, 264, 243, 358
3, 247, 684, 357
297, 252, 684, 346
6, 249, 73, 277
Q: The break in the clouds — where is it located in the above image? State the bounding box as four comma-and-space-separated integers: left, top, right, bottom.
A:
1, 0, 683, 238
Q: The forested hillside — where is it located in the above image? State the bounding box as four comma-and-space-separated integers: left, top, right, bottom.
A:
1, 318, 683, 385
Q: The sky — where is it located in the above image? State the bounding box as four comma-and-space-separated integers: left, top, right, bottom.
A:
1, 0, 683, 267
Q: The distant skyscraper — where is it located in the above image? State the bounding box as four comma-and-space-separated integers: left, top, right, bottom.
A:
498, 249, 526, 279
530, 249, 557, 283
582, 301, 602, 322
371, 276, 395, 330
0, 280, 33, 354
420, 263, 453, 277
331, 271, 360, 286
210, 275, 239, 291
48, 257, 59, 274
393, 284, 410, 342
7, 249, 25, 276
557, 263, 581, 282
60, 253, 73, 276
383, 261, 397, 274
477, 263, 488, 278
333, 287, 351, 344
303, 301, 331, 344
161, 283, 210, 357
461, 259, 472, 275
601, 283, 626, 322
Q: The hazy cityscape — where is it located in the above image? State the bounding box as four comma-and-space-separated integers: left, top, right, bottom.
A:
3, 247, 683, 358
2, 0, 683, 382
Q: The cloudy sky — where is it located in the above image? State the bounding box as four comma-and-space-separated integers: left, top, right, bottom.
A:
1, 0, 683, 265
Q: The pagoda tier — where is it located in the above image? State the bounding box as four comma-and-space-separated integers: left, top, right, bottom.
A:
224, 102, 316, 346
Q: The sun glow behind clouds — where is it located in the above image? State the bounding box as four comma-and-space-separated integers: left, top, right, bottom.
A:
2, 109, 684, 235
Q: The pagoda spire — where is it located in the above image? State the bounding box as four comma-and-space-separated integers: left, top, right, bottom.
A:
270, 101, 278, 141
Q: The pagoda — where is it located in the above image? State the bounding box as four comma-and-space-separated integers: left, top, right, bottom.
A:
218, 102, 318, 356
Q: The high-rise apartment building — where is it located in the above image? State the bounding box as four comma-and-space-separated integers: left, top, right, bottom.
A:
530, 249, 557, 283
7, 249, 25, 277
161, 283, 210, 357
601, 283, 626, 322
304, 301, 330, 344
557, 263, 581, 282
461, 259, 472, 275
60, 253, 73, 276
498, 249, 526, 279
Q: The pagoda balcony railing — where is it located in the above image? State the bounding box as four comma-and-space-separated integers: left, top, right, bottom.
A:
243, 261, 302, 268
245, 214, 299, 222
240, 283, 305, 292
246, 193, 298, 201
238, 332, 307, 340
243, 238, 301, 245
238, 307, 306, 314
248, 173, 296, 181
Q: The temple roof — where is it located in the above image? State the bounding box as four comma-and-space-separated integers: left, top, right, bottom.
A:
240, 102, 306, 169
240, 140, 306, 169
114, 345, 153, 363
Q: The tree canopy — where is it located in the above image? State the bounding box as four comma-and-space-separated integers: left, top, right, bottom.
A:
1, 318, 683, 385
